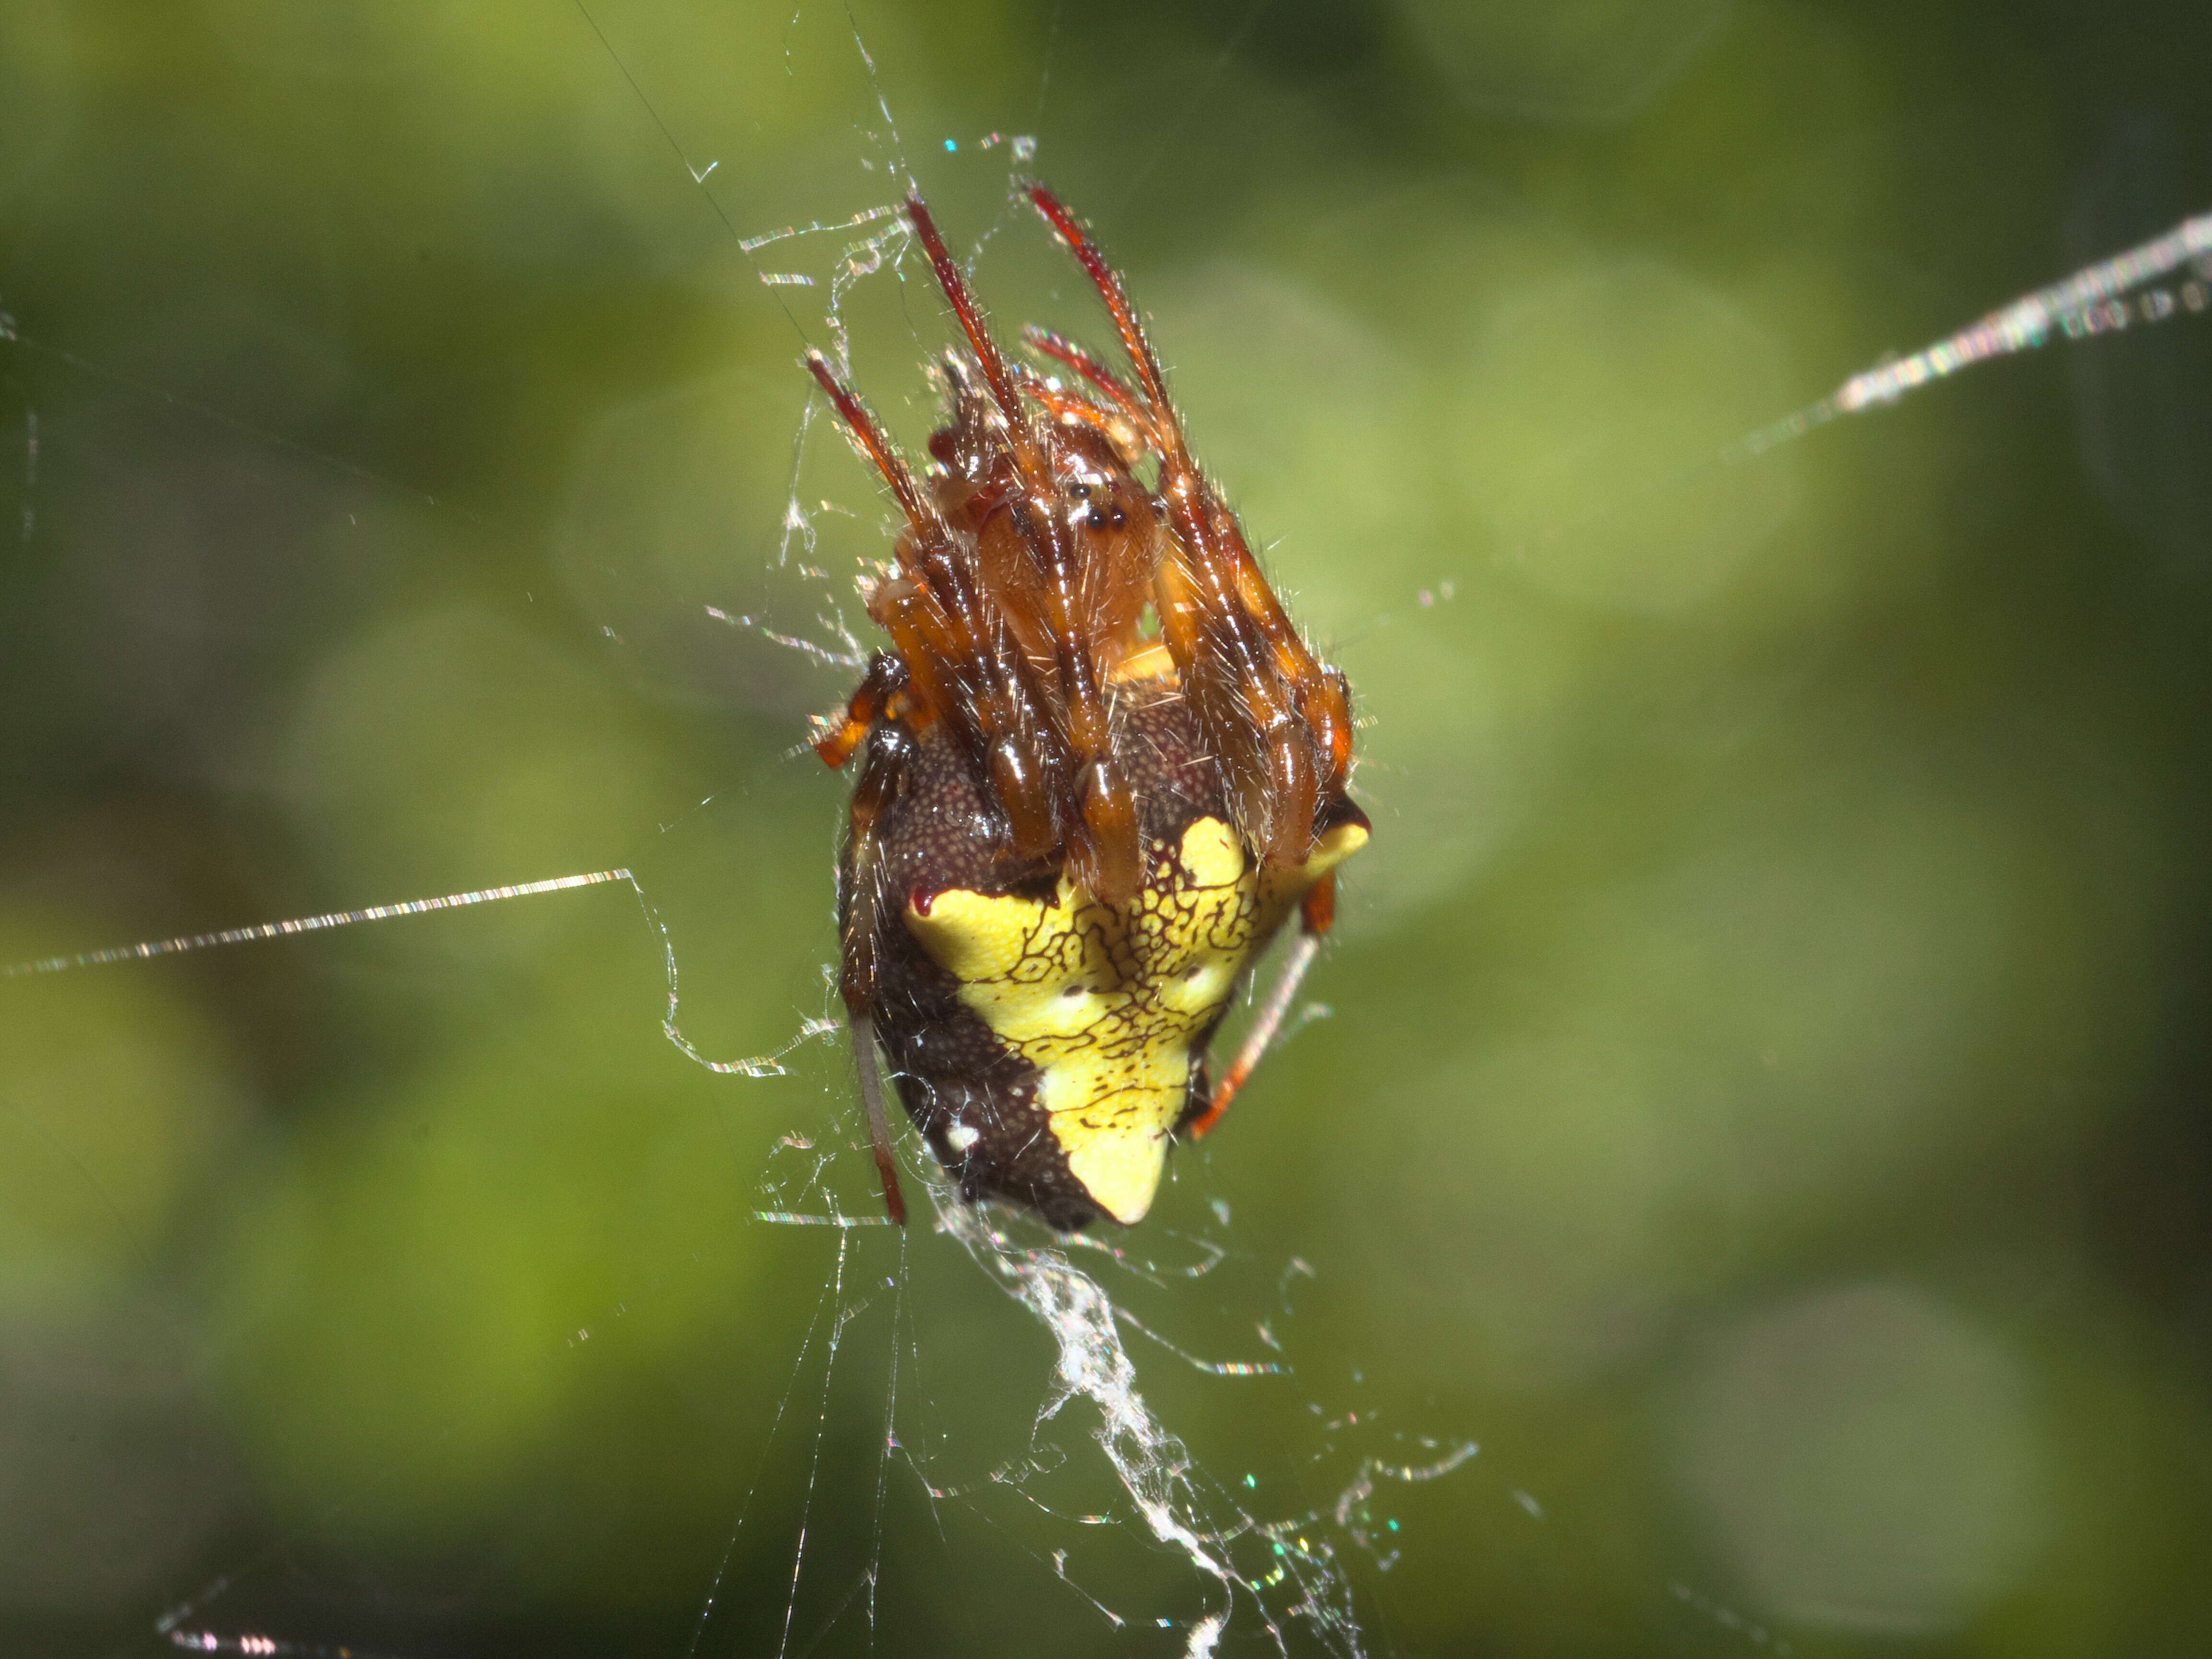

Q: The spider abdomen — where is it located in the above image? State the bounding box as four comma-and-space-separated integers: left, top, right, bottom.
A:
852, 691, 1366, 1229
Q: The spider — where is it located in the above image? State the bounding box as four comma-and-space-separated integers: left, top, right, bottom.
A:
806, 183, 1366, 1230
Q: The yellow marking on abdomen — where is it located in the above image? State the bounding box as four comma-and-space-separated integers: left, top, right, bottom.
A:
905, 816, 1366, 1223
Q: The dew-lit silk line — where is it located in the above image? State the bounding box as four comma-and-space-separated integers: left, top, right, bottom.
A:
735, 201, 898, 254
5, 866, 837, 1082
1112, 1303, 1286, 1376
1732, 206, 2212, 458
1, 870, 635, 978
752, 1210, 900, 1227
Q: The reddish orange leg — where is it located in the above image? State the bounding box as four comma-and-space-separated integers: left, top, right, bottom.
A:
1028, 183, 1333, 867
1188, 874, 1337, 1140
1008, 363, 1148, 463
808, 344, 1064, 861
839, 727, 913, 1226
815, 651, 909, 769
851, 1015, 907, 1226
1021, 326, 1161, 455
905, 194, 1141, 901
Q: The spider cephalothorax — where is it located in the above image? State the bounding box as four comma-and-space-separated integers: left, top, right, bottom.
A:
807, 184, 1365, 1230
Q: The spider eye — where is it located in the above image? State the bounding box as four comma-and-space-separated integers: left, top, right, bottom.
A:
1084, 507, 1109, 531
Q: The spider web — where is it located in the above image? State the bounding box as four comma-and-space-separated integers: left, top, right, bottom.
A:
541, 31, 1480, 1649
3, 1, 2211, 1656
0, 7, 1488, 1657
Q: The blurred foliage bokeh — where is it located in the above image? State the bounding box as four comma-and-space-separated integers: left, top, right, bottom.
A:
5, 0, 2212, 1653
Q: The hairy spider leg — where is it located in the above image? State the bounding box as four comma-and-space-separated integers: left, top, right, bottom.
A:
1007, 362, 1150, 472
1020, 326, 1163, 455
850, 1017, 906, 1226
838, 721, 914, 1225
810, 341, 1089, 1225
1185, 871, 1340, 1140
1024, 184, 1333, 847
1023, 183, 1354, 865
903, 195, 1144, 903
806, 349, 1063, 859
814, 649, 909, 769
983, 352, 1161, 685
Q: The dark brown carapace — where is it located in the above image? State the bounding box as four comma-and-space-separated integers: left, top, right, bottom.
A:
808, 184, 1366, 1230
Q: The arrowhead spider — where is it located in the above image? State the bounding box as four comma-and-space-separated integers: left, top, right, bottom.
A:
805, 184, 1366, 1229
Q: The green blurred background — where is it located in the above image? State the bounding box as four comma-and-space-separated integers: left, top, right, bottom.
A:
5, 0, 2212, 1652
